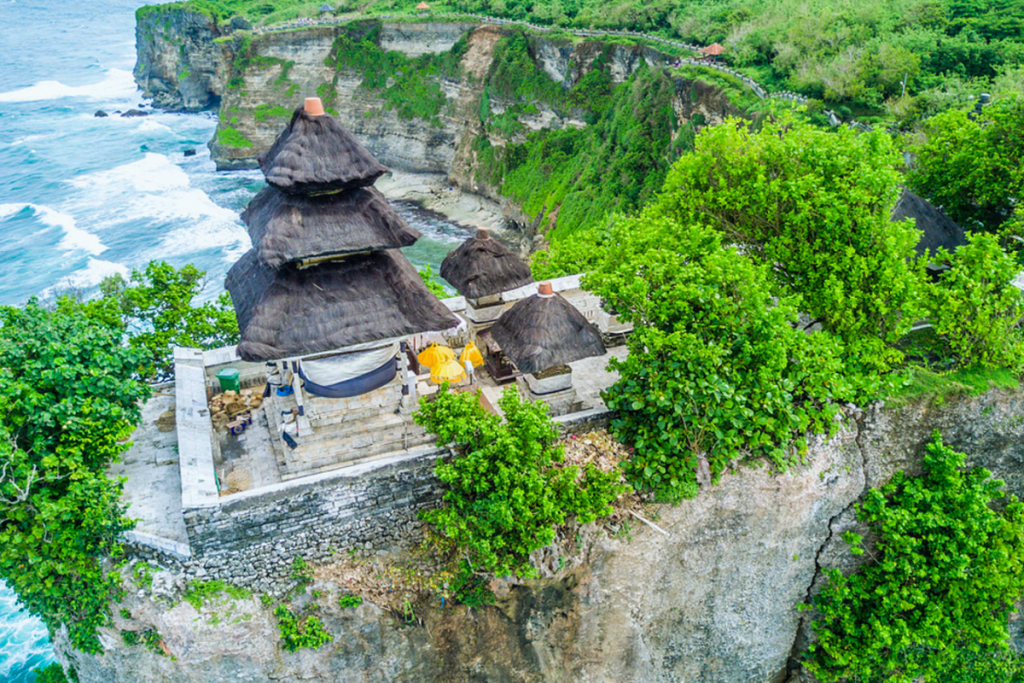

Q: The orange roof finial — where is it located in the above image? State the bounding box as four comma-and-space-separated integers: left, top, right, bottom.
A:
538, 282, 554, 297
304, 97, 325, 116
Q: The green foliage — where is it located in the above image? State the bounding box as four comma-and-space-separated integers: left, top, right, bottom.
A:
121, 628, 166, 656
181, 579, 252, 610
289, 555, 313, 588
414, 386, 626, 578
585, 216, 850, 501
909, 96, 1024, 233
418, 265, 449, 298
325, 23, 465, 124
928, 231, 1024, 369
252, 103, 292, 122
32, 663, 74, 683
337, 593, 363, 609
485, 65, 681, 253
216, 125, 254, 148
885, 363, 1019, 408
274, 605, 333, 651
657, 115, 925, 373
806, 432, 1024, 683
99, 261, 239, 380
0, 299, 149, 653
132, 562, 155, 590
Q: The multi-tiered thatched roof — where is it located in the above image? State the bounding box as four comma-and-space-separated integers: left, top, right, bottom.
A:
228, 250, 459, 362
227, 98, 458, 362
490, 283, 606, 374
242, 186, 419, 268
891, 187, 967, 258
259, 106, 388, 194
440, 228, 533, 299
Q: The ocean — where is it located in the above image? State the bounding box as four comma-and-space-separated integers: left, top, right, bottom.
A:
0, 0, 468, 679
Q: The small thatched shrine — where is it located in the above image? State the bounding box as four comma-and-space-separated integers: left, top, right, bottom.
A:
891, 187, 967, 261
440, 227, 533, 335
490, 282, 606, 415
225, 97, 458, 461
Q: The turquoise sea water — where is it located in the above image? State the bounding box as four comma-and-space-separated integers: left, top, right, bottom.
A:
0, 0, 467, 678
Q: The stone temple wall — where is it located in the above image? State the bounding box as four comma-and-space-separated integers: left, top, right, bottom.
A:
179, 446, 446, 593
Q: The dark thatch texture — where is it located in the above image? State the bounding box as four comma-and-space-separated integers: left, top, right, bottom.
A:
259, 107, 388, 194
242, 185, 420, 268
226, 248, 460, 362
892, 187, 967, 258
440, 235, 533, 299
489, 293, 606, 374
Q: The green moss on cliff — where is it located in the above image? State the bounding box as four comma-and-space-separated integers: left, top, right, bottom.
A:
217, 125, 254, 148
322, 22, 467, 124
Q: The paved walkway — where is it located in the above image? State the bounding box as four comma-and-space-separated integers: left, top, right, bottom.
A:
108, 387, 189, 544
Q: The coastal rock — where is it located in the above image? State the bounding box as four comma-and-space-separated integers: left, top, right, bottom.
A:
183, 148, 196, 157
121, 109, 148, 117
94, 109, 108, 117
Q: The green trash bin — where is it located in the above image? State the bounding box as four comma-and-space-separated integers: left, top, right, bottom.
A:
216, 368, 241, 393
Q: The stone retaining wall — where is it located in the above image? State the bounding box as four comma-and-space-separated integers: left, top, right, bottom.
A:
181, 446, 446, 593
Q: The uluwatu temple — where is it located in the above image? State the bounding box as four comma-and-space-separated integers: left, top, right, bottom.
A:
117, 97, 632, 560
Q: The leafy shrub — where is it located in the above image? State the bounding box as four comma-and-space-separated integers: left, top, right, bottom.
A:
98, 261, 239, 380
32, 663, 74, 683
337, 594, 363, 609
928, 231, 1024, 369
586, 215, 850, 501
657, 115, 925, 373
0, 299, 149, 653
806, 432, 1024, 683
414, 386, 626, 578
181, 579, 252, 610
289, 555, 313, 588
418, 264, 449, 298
274, 605, 333, 652
910, 96, 1024, 233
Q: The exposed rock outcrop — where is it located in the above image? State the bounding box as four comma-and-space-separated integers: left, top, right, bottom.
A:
56, 388, 1024, 683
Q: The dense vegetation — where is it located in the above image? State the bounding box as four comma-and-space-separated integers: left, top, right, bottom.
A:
415, 386, 625, 578
0, 299, 149, 653
144, 0, 1024, 116
806, 432, 1024, 682
0, 262, 239, 653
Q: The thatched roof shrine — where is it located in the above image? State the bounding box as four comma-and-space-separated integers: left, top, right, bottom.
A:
226, 249, 460, 362
440, 227, 533, 299
243, 185, 419, 268
490, 283, 606, 374
259, 104, 388, 194
891, 187, 967, 258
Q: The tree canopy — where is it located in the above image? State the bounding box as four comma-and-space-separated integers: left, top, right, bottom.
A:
0, 298, 150, 653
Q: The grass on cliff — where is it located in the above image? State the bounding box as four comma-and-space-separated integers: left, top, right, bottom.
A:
884, 365, 1020, 408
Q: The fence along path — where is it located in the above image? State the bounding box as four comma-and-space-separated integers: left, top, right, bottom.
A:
253, 11, 818, 108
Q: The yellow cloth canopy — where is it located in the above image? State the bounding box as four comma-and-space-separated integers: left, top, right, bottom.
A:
430, 358, 466, 384
459, 340, 484, 368
417, 343, 454, 368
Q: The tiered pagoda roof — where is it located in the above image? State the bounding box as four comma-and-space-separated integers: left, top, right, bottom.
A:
440, 227, 533, 299
227, 98, 458, 362
490, 283, 606, 374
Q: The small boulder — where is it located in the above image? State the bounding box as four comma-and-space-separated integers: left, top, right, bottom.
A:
121, 109, 148, 118
183, 148, 197, 157
230, 15, 252, 31
94, 109, 108, 118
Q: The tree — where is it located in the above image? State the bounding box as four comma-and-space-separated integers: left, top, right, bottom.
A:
0, 299, 150, 653
414, 386, 625, 578
657, 116, 925, 372
806, 432, 1024, 683
585, 213, 851, 501
928, 231, 1024, 369
909, 95, 1024, 233
99, 261, 238, 381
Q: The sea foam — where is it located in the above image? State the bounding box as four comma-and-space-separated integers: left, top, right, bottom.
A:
0, 68, 137, 103
0, 203, 106, 255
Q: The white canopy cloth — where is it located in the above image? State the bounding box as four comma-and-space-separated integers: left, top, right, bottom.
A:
299, 342, 400, 386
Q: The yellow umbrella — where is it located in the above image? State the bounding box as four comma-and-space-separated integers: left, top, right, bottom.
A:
459, 340, 484, 369
417, 343, 454, 369
430, 358, 466, 384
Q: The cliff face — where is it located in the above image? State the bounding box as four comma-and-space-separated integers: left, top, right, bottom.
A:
134, 8, 231, 111
57, 388, 1024, 683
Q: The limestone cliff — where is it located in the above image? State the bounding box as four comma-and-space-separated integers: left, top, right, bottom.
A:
55, 388, 1024, 683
